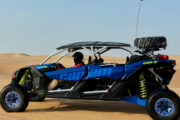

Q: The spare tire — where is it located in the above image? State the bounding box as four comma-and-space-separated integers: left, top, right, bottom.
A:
134, 36, 167, 51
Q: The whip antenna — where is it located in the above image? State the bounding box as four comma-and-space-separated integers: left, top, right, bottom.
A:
135, 0, 144, 38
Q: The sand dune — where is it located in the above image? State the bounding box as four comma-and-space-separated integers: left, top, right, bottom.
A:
0, 53, 180, 120
0, 53, 29, 57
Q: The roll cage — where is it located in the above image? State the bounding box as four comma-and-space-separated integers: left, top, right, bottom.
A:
41, 41, 156, 65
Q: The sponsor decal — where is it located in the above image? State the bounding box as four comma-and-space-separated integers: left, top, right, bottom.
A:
143, 61, 158, 65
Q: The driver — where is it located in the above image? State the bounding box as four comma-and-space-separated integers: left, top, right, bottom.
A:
72, 52, 85, 67
47, 52, 85, 90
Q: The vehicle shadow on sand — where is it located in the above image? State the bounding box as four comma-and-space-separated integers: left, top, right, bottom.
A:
27, 98, 147, 114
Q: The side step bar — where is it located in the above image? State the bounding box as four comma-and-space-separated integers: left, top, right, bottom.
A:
48, 88, 72, 93
47, 81, 117, 95
47, 81, 80, 94
48, 89, 108, 95
83, 90, 108, 95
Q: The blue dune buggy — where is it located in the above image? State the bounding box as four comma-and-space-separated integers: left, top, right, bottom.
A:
0, 37, 179, 120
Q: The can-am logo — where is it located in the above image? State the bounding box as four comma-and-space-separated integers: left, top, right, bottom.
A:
59, 71, 85, 81
87, 68, 112, 78
45, 68, 112, 81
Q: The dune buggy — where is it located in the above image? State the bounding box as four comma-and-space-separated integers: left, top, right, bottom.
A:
0, 37, 179, 120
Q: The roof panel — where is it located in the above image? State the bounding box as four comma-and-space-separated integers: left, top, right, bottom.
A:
56, 41, 131, 50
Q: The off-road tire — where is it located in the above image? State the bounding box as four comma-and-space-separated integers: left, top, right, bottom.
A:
134, 36, 167, 51
146, 89, 180, 120
0, 84, 29, 112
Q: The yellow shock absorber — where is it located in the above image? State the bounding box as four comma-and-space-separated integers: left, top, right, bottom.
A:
19, 70, 29, 86
139, 72, 147, 98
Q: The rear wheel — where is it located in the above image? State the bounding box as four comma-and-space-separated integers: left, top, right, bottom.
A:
146, 89, 180, 120
0, 84, 29, 112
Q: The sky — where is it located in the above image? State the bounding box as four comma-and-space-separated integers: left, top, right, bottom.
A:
0, 0, 179, 56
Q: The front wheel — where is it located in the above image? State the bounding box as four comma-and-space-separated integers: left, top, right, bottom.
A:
0, 84, 29, 112
146, 89, 180, 120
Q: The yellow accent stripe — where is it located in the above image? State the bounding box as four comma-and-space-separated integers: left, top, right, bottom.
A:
143, 61, 158, 65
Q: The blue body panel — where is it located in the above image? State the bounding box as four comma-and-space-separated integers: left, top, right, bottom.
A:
122, 59, 156, 79
44, 65, 124, 81
40, 59, 174, 81
122, 59, 173, 79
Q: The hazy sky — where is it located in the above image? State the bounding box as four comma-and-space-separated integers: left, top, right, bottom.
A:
0, 0, 179, 56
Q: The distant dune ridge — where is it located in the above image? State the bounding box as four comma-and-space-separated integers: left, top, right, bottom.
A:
0, 53, 30, 57
0, 53, 179, 120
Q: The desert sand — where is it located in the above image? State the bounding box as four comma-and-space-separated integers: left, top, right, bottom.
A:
0, 53, 179, 120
